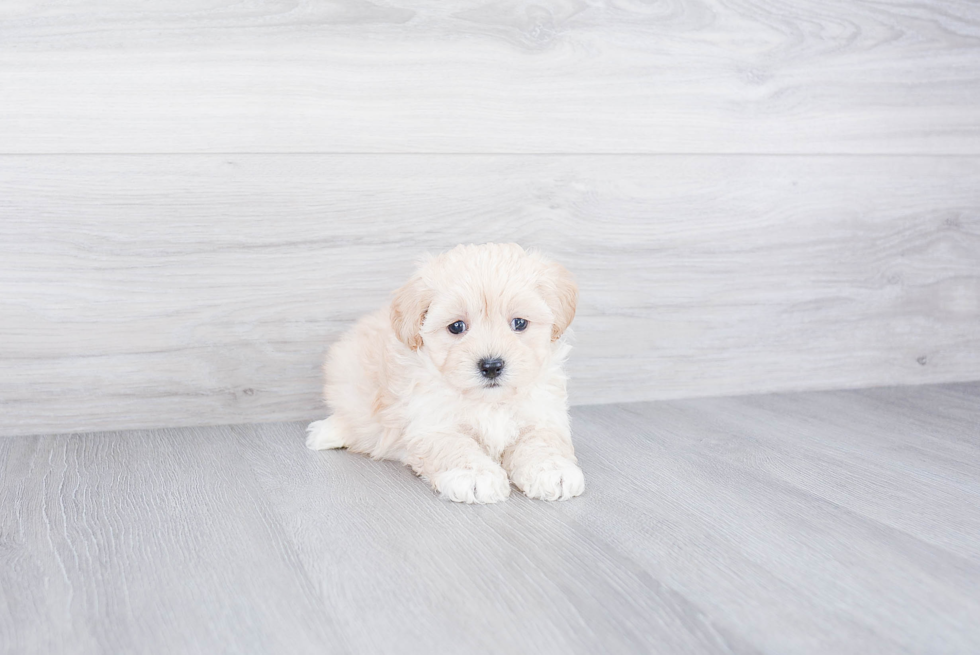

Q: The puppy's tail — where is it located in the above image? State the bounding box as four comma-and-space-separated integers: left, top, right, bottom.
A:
306, 416, 346, 451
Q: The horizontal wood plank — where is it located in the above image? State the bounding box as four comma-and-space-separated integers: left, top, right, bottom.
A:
1, 154, 978, 436
1, 0, 979, 153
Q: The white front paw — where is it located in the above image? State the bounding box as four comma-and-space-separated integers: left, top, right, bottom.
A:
512, 458, 585, 501
433, 465, 511, 504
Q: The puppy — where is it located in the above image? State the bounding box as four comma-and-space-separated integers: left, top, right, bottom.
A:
306, 243, 584, 504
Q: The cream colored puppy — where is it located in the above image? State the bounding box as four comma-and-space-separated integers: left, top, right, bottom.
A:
306, 243, 584, 504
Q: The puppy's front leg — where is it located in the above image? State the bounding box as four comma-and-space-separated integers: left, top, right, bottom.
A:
502, 429, 585, 501
404, 431, 511, 504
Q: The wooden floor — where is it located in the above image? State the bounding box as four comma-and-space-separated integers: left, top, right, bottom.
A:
2, 382, 979, 654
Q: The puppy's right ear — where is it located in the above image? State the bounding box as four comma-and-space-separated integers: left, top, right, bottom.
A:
390, 274, 431, 351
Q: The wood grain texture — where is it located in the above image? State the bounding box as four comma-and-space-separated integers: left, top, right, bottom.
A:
2, 154, 979, 437
0, 425, 348, 655
2, 383, 979, 654
1, 0, 979, 154
568, 383, 980, 654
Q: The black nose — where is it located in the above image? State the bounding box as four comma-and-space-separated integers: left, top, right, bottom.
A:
478, 357, 505, 379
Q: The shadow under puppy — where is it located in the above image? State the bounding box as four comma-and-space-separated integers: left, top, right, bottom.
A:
307, 243, 584, 503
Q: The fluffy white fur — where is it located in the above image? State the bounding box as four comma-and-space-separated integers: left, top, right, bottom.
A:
307, 243, 584, 504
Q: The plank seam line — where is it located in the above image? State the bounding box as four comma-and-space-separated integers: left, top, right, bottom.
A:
2, 152, 980, 157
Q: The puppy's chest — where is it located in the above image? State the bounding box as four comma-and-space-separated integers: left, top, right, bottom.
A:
465, 407, 521, 460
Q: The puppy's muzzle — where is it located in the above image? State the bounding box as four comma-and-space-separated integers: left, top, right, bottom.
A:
478, 357, 505, 381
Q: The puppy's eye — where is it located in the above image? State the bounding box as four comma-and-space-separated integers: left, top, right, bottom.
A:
447, 320, 467, 335
511, 318, 528, 332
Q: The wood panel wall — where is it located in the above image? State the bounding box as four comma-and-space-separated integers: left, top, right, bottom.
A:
2, 1, 979, 436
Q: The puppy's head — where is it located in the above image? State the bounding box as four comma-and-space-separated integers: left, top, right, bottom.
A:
391, 243, 577, 394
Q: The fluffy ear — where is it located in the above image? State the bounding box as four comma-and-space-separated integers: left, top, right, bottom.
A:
540, 261, 578, 341
390, 274, 431, 351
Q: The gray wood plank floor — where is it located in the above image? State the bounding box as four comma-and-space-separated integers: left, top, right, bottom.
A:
2, 382, 979, 654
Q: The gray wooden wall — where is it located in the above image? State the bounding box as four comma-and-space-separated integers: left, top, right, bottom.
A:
2, 1, 979, 437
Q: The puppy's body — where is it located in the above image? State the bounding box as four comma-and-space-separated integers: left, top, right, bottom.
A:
307, 243, 584, 503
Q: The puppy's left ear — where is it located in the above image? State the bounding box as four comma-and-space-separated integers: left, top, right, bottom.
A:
540, 261, 578, 341
391, 274, 431, 351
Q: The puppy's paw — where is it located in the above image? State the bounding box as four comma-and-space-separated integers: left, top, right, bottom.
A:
306, 417, 345, 451
433, 465, 511, 504
512, 458, 585, 501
